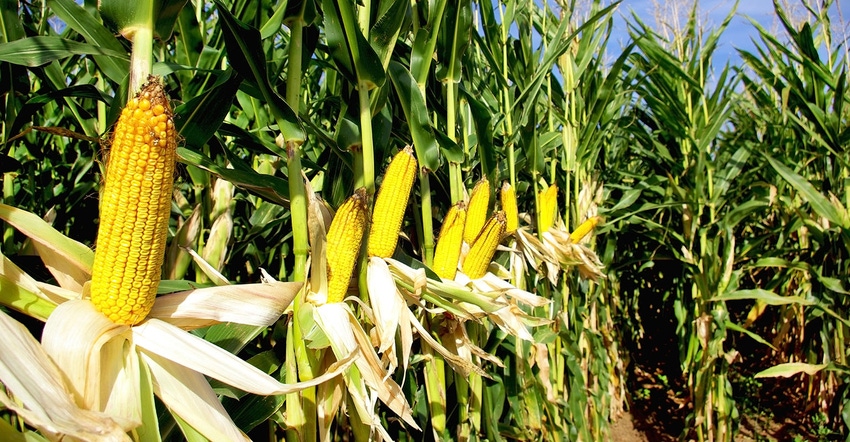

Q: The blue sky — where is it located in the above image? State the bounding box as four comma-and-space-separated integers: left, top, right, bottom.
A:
605, 0, 847, 66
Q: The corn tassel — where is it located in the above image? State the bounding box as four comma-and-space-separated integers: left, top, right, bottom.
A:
368, 146, 417, 258
90, 77, 176, 325
464, 178, 490, 244
569, 216, 601, 243
326, 188, 369, 303
500, 181, 518, 234
432, 202, 467, 280
462, 211, 506, 279
538, 184, 558, 233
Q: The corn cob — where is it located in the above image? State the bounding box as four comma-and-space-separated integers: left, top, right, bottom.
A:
90, 77, 176, 325
326, 188, 369, 303
368, 146, 417, 258
538, 183, 558, 233
500, 181, 518, 234
431, 202, 467, 279
463, 178, 490, 244
569, 216, 601, 243
462, 211, 506, 279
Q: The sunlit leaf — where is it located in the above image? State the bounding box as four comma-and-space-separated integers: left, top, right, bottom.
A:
755, 362, 828, 378
0, 37, 127, 67
387, 61, 440, 172
214, 0, 304, 142
46, 0, 129, 83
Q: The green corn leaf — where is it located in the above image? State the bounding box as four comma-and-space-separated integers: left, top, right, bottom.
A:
538, 131, 562, 171
513, 13, 574, 128
725, 321, 776, 350
225, 375, 286, 432
259, 0, 290, 39
369, 0, 407, 69
713, 289, 814, 306
136, 360, 161, 442
410, 0, 448, 86
0, 36, 128, 67
723, 199, 769, 229
174, 6, 203, 68
10, 84, 111, 136
178, 147, 290, 205
755, 362, 827, 378
818, 276, 848, 294
483, 377, 506, 442
0, 273, 58, 322
469, 31, 507, 90
387, 61, 440, 172
0, 203, 94, 271
713, 146, 751, 198
409, 27, 431, 85
764, 153, 849, 228
0, 0, 27, 141
152, 0, 190, 41
436, 0, 472, 83
47, 0, 129, 84
461, 87, 497, 182
321, 0, 355, 83
321, 0, 385, 90
174, 68, 242, 149
214, 0, 304, 143
435, 130, 464, 163
0, 0, 24, 44
336, 109, 362, 152
171, 413, 210, 442
202, 323, 269, 356
834, 67, 846, 121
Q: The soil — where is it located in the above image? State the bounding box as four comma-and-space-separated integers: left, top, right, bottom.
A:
607, 260, 833, 442
609, 403, 814, 442
608, 367, 817, 442
610, 412, 652, 442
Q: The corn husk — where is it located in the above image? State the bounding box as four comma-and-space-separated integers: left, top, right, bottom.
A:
0, 309, 127, 441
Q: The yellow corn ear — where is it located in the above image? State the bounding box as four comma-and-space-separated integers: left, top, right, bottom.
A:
538, 183, 559, 233
569, 216, 601, 243
90, 77, 176, 325
462, 211, 506, 279
368, 146, 417, 258
431, 202, 467, 279
326, 188, 369, 303
463, 178, 490, 244
500, 181, 518, 234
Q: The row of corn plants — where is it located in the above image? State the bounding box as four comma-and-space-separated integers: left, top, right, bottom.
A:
732, 1, 850, 438
603, 0, 850, 440
0, 0, 848, 440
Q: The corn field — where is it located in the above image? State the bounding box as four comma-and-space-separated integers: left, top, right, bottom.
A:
0, 0, 848, 441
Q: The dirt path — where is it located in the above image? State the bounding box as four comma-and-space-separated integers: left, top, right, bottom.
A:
610, 413, 650, 442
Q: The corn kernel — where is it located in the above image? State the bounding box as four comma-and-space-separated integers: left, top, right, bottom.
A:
326, 188, 369, 303
538, 183, 558, 233
432, 202, 467, 280
464, 178, 490, 244
368, 146, 417, 258
500, 181, 518, 234
569, 216, 601, 243
462, 211, 506, 279
90, 76, 176, 325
